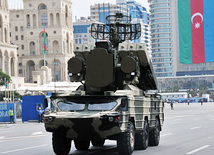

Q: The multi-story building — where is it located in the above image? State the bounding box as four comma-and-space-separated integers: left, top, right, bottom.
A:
90, 0, 151, 52
148, 0, 177, 77
148, 0, 214, 91
90, 1, 129, 24
149, 0, 214, 77
73, 17, 102, 45
126, 0, 151, 53
10, 0, 73, 84
0, 0, 24, 89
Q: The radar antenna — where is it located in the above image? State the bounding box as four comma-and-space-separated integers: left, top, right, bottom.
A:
91, 13, 141, 47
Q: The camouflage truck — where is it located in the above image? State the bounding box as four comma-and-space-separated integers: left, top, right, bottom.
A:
43, 13, 164, 155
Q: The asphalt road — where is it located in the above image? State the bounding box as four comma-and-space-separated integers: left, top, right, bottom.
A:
0, 102, 214, 155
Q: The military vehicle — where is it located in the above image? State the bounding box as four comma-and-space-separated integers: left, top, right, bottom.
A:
43, 13, 164, 155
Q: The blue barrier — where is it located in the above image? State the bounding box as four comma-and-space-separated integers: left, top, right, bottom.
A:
22, 95, 45, 122
0, 103, 16, 123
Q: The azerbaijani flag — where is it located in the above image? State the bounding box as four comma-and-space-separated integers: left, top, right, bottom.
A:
178, 0, 214, 64
44, 26, 47, 55
5, 78, 7, 88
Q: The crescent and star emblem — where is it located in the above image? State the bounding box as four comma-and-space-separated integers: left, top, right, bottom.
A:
191, 12, 203, 29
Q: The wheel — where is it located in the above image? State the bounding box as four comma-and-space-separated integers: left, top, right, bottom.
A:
117, 122, 135, 155
52, 132, 71, 155
91, 139, 105, 146
149, 118, 160, 146
74, 140, 90, 150
135, 120, 149, 150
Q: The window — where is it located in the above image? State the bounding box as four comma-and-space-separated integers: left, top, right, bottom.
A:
39, 4, 47, 10
15, 36, 18, 40
21, 35, 24, 40
21, 45, 24, 50
15, 26, 18, 31
54, 61, 60, 66
19, 69, 23, 74
41, 13, 48, 26
20, 26, 23, 31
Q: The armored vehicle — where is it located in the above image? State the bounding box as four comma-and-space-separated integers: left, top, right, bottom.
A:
44, 13, 164, 155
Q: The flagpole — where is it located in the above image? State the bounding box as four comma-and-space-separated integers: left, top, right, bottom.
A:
44, 53, 46, 66
44, 25, 47, 66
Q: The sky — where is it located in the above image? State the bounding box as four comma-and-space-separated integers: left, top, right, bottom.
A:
8, 0, 149, 20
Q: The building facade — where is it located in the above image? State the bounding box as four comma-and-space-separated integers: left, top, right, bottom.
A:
148, 0, 177, 77
89, 0, 151, 52
10, 0, 73, 84
149, 0, 214, 78
0, 0, 23, 90
73, 17, 102, 45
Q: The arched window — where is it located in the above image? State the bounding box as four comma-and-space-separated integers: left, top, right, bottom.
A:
26, 14, 30, 27
66, 33, 69, 54
4, 50, 9, 75
39, 4, 47, 10
65, 5, 68, 26
33, 14, 36, 26
56, 13, 60, 25
26, 60, 35, 83
53, 40, 59, 54
41, 13, 48, 26
0, 15, 2, 42
30, 41, 36, 55
39, 60, 48, 67
50, 13, 54, 26
10, 52, 15, 76
4, 28, 7, 43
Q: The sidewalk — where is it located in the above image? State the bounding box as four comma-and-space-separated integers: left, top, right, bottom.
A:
0, 118, 39, 127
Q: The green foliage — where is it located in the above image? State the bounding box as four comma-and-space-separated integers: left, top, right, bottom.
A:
0, 70, 11, 86
0, 91, 22, 101
162, 86, 180, 93
189, 88, 197, 97
210, 91, 214, 99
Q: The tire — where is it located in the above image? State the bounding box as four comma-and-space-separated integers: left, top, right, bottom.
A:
135, 120, 149, 150
117, 122, 135, 155
52, 132, 71, 155
91, 140, 105, 146
149, 118, 160, 146
74, 140, 90, 150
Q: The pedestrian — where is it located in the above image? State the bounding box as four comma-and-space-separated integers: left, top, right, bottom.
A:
187, 100, 190, 105
37, 107, 44, 123
170, 101, 174, 110
9, 108, 15, 123
200, 99, 203, 106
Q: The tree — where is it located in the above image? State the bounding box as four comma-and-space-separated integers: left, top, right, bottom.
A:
173, 86, 180, 92
0, 70, 11, 86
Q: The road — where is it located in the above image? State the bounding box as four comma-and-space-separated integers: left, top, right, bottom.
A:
0, 102, 214, 155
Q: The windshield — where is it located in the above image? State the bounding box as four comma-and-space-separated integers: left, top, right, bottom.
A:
88, 101, 117, 110
57, 100, 117, 111
58, 101, 85, 111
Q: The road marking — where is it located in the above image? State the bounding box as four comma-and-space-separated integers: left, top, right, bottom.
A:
2, 144, 48, 154
161, 133, 172, 137
0, 135, 46, 143
31, 131, 43, 135
186, 145, 210, 154
0, 136, 5, 139
190, 126, 201, 130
